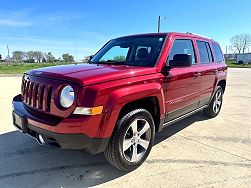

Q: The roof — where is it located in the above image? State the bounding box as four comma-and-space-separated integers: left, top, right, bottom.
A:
114, 32, 215, 42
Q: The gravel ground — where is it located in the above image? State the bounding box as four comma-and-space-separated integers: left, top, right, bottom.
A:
0, 68, 250, 188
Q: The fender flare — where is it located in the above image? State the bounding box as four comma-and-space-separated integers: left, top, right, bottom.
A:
98, 82, 165, 137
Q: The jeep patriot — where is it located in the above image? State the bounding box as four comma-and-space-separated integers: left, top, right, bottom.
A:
12, 32, 227, 171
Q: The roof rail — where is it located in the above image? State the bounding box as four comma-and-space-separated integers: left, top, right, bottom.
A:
186, 32, 211, 39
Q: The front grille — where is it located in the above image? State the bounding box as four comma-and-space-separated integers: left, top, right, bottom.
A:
21, 77, 53, 112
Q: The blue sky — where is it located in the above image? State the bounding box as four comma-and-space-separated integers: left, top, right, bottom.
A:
0, 0, 251, 60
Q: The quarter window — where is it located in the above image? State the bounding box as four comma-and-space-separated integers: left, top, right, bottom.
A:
167, 39, 196, 65
212, 43, 224, 63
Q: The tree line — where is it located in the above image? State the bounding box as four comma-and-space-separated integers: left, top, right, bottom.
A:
0, 51, 75, 63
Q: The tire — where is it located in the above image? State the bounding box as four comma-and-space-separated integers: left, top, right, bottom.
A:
238, 60, 244, 64
104, 108, 155, 171
203, 86, 223, 118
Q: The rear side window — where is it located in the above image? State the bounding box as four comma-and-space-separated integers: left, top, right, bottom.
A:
206, 43, 214, 62
167, 39, 196, 65
196, 41, 213, 64
212, 43, 224, 63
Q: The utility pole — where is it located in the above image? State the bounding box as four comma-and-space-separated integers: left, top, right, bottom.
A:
157, 16, 166, 33
158, 16, 160, 33
226, 46, 228, 54
7, 45, 10, 64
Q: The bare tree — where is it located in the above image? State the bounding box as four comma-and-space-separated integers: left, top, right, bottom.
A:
33, 51, 44, 63
12, 51, 25, 62
230, 34, 251, 53
45, 52, 55, 62
82, 56, 91, 63
26, 51, 35, 61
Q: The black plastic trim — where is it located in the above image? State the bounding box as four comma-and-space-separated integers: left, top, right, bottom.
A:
27, 124, 110, 154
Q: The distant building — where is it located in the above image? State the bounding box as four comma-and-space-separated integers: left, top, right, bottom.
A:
236, 53, 251, 64
224, 53, 237, 60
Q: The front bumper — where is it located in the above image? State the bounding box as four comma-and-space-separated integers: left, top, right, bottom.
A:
12, 94, 109, 154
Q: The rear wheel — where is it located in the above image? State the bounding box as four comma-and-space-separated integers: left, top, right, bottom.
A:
203, 86, 223, 118
104, 109, 155, 171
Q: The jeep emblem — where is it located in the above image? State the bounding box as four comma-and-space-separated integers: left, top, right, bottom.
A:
34, 71, 42, 75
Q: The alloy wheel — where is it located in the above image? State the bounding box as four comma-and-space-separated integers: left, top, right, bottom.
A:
213, 89, 222, 114
122, 118, 151, 163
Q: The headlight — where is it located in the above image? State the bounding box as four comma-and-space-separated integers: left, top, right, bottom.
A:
59, 85, 74, 108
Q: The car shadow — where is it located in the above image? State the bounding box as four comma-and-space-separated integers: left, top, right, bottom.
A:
0, 111, 209, 187
154, 111, 210, 145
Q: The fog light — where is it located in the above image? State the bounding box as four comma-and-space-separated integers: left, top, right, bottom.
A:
73, 106, 103, 115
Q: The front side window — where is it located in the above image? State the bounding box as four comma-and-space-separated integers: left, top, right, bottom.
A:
91, 36, 166, 67
167, 39, 196, 65
212, 43, 224, 63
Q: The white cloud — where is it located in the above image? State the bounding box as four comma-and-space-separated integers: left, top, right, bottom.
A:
0, 9, 33, 27
0, 9, 106, 59
0, 19, 32, 27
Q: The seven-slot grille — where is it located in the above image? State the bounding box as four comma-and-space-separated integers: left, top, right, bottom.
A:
21, 77, 53, 112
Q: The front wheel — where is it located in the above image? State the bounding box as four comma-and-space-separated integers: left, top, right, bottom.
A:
104, 109, 155, 171
203, 86, 223, 118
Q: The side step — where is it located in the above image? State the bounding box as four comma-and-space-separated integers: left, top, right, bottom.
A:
163, 105, 208, 128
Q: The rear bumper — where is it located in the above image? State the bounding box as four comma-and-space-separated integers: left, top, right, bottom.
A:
12, 94, 109, 154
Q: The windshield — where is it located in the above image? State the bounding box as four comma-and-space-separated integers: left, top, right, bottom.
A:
91, 35, 166, 67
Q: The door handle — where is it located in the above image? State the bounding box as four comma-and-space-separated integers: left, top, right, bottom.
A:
194, 72, 201, 77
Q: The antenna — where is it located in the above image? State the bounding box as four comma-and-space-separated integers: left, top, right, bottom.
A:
75, 40, 78, 62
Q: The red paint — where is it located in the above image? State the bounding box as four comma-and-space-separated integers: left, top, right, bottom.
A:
13, 32, 227, 139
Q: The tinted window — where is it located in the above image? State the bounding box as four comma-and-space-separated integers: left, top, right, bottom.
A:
206, 43, 214, 62
197, 41, 211, 63
167, 39, 196, 65
212, 43, 224, 63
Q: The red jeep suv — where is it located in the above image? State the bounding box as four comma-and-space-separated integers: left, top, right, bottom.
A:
12, 32, 227, 171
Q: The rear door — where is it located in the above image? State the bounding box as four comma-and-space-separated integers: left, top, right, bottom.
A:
164, 38, 201, 122
196, 41, 217, 106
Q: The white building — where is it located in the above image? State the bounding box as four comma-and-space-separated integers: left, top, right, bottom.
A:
236, 53, 251, 64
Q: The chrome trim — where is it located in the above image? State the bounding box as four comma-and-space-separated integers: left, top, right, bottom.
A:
163, 105, 208, 127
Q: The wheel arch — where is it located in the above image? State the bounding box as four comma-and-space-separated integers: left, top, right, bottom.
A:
99, 83, 165, 138
217, 79, 226, 93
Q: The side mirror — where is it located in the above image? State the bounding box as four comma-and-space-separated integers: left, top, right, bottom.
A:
169, 54, 192, 67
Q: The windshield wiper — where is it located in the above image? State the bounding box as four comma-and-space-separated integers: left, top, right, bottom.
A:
106, 60, 118, 63
98, 60, 126, 65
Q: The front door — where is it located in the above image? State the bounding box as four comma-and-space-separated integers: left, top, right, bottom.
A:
164, 38, 201, 122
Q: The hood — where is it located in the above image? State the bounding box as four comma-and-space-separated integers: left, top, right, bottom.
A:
26, 64, 157, 86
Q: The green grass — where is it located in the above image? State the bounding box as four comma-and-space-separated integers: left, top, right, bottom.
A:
226, 60, 251, 68
0, 62, 73, 74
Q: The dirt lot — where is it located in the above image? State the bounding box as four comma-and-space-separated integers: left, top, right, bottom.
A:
0, 68, 251, 188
